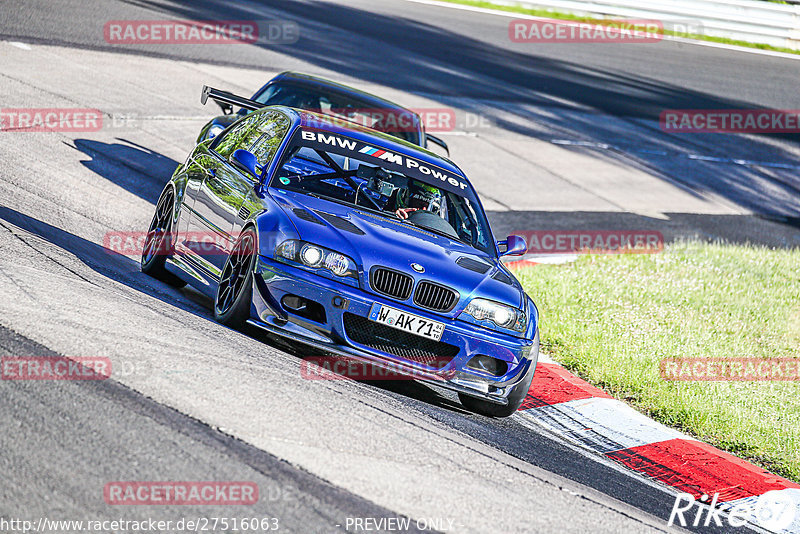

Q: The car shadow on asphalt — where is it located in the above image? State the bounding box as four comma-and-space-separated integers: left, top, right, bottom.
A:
67, 138, 181, 204
487, 210, 800, 249
296, 352, 473, 415
0, 205, 213, 319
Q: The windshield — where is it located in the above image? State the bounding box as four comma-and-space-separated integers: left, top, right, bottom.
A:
253, 81, 422, 146
269, 129, 494, 254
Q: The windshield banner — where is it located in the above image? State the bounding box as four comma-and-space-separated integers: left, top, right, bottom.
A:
297, 129, 470, 195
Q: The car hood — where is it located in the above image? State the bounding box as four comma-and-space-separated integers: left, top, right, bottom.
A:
269, 190, 524, 317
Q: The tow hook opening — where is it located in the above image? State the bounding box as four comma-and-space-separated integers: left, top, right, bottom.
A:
465, 355, 508, 377
281, 294, 326, 323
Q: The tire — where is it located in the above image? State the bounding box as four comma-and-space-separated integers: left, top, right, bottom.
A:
141, 188, 186, 288
214, 227, 257, 330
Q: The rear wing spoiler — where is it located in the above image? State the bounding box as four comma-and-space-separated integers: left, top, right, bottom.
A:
201, 85, 263, 114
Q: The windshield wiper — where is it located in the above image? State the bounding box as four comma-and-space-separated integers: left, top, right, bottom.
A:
401, 219, 470, 246
302, 191, 384, 215
302, 192, 476, 249
302, 191, 345, 205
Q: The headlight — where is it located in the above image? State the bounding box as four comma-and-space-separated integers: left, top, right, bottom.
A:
461, 298, 526, 333
300, 244, 324, 267
324, 253, 350, 276
275, 240, 298, 260
275, 240, 357, 279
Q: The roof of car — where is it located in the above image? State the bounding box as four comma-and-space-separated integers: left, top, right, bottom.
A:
272, 106, 467, 180
272, 71, 420, 118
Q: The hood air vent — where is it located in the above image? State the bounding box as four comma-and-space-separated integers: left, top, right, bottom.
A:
314, 211, 365, 235
292, 208, 324, 225
492, 269, 514, 286
456, 256, 492, 274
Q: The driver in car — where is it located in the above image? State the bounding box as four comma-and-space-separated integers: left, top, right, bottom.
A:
395, 183, 444, 220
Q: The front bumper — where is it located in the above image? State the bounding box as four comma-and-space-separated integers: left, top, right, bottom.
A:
249, 257, 538, 405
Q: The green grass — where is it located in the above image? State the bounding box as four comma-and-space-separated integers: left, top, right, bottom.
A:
439, 0, 800, 55
515, 242, 800, 481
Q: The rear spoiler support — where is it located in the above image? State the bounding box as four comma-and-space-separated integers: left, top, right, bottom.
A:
201, 85, 263, 115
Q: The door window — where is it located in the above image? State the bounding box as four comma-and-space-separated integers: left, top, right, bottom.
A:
210, 109, 290, 168
249, 112, 291, 167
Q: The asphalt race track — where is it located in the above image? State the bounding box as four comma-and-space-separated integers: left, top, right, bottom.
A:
1, 0, 799, 532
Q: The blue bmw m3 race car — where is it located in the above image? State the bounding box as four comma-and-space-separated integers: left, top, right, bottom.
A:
142, 87, 539, 417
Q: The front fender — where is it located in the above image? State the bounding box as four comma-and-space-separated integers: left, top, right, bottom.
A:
525, 296, 539, 342
251, 197, 301, 258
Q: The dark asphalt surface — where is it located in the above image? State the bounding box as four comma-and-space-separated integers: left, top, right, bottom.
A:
0, 324, 431, 534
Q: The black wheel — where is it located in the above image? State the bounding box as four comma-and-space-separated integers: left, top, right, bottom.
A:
214, 228, 257, 329
141, 188, 186, 287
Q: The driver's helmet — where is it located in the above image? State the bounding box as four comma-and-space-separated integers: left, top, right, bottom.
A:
406, 182, 443, 215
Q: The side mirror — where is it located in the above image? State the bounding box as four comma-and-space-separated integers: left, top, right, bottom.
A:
426, 134, 449, 157
498, 235, 527, 257
231, 149, 259, 178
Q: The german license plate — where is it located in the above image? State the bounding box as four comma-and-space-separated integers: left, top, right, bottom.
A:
368, 304, 445, 342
